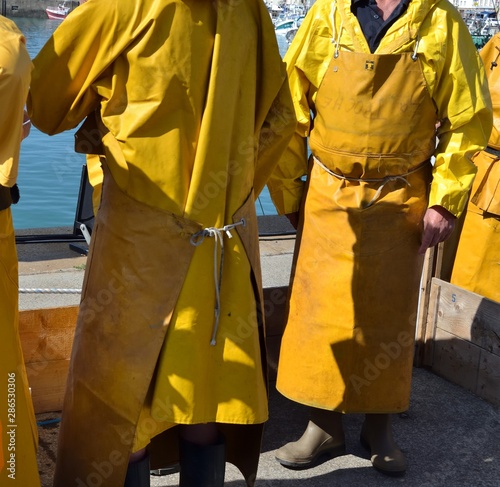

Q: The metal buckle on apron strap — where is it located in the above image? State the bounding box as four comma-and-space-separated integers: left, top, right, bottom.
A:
190, 219, 247, 346
312, 155, 429, 208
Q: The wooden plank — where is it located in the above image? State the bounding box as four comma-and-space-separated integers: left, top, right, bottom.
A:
414, 247, 436, 367
18, 307, 78, 413
26, 359, 70, 414
422, 280, 441, 367
431, 279, 500, 354
477, 350, 500, 406
19, 306, 78, 362
428, 279, 500, 406
432, 327, 481, 394
434, 241, 445, 281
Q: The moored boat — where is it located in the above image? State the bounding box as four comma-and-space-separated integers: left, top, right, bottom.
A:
45, 1, 70, 20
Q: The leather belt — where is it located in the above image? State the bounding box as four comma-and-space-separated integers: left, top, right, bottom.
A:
0, 184, 20, 211
484, 146, 500, 157
0, 184, 13, 211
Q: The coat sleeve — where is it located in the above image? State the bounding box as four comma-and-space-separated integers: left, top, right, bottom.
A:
427, 7, 493, 218
252, 1, 296, 198
28, 0, 135, 135
265, 11, 318, 215
0, 25, 31, 187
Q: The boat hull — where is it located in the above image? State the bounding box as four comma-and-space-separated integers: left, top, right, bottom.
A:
45, 8, 68, 20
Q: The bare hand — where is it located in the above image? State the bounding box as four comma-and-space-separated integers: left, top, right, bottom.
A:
285, 211, 300, 230
418, 205, 456, 255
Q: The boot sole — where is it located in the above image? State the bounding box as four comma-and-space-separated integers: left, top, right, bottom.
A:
360, 435, 406, 477
276, 444, 346, 470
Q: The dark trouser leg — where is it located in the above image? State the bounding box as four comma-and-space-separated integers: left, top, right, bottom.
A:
179, 434, 225, 486
124, 452, 150, 487
361, 413, 407, 476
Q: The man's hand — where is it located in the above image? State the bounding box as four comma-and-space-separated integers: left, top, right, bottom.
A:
285, 211, 300, 230
418, 205, 456, 255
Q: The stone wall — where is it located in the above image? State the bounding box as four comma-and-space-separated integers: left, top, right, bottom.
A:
1, 0, 80, 19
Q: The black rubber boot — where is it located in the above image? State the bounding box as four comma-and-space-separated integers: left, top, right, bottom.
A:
124, 454, 151, 487
179, 436, 226, 486
361, 414, 407, 476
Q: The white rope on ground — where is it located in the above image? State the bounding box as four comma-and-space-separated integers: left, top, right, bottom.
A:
19, 288, 82, 294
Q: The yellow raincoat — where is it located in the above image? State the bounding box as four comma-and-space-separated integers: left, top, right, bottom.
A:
28, 0, 295, 485
0, 16, 40, 487
268, 0, 491, 413
449, 33, 500, 302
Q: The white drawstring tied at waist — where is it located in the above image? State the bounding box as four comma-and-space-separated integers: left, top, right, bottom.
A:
313, 155, 428, 208
190, 218, 246, 346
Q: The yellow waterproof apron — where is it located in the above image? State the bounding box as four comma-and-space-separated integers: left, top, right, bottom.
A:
449, 148, 500, 302
0, 209, 40, 487
277, 50, 437, 413
450, 35, 500, 302
54, 167, 266, 486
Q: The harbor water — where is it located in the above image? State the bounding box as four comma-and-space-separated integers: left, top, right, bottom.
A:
11, 17, 290, 230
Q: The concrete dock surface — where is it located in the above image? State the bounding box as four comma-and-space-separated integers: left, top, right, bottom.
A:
15, 224, 500, 487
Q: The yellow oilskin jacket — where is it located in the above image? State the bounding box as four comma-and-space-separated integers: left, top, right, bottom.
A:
481, 34, 500, 151
0, 17, 32, 187
28, 1, 295, 486
267, 0, 492, 218
450, 33, 500, 302
0, 16, 40, 487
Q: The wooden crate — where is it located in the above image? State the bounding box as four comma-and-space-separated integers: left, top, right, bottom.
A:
421, 278, 500, 406
18, 288, 289, 413
19, 275, 500, 411
19, 306, 78, 414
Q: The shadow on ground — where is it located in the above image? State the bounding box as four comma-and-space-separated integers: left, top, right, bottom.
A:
37, 368, 500, 487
